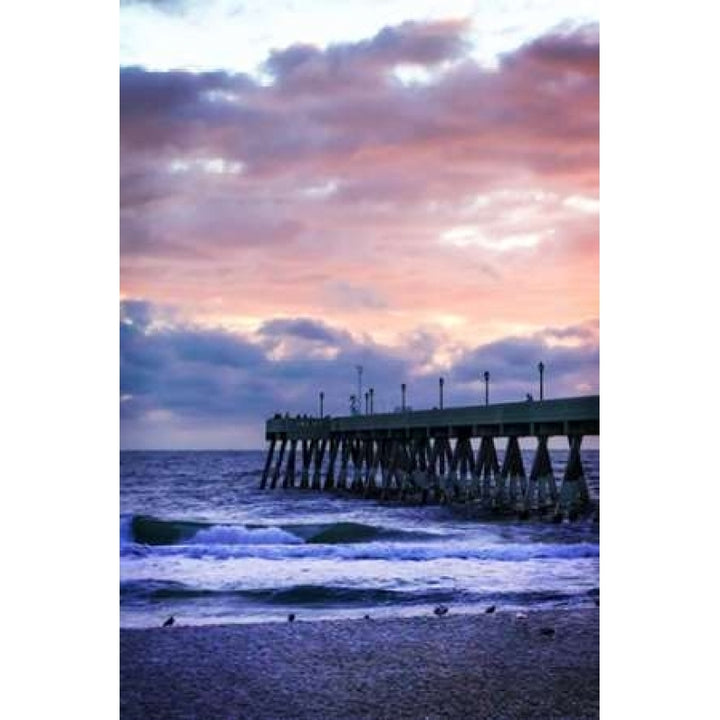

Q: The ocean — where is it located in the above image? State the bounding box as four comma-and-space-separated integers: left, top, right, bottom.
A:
120, 449, 599, 628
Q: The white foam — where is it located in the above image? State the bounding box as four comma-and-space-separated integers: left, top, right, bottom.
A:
143, 540, 599, 563
188, 525, 303, 546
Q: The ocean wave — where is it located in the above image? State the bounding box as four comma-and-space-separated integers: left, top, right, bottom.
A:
120, 579, 580, 608
122, 515, 440, 548
121, 538, 599, 562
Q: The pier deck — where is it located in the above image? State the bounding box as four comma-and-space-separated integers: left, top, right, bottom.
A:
266, 396, 599, 440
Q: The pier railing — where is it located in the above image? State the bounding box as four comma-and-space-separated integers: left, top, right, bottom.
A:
267, 396, 598, 439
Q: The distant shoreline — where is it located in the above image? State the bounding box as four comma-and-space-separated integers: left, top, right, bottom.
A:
121, 607, 599, 720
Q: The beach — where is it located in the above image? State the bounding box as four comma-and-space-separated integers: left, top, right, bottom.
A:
121, 607, 599, 720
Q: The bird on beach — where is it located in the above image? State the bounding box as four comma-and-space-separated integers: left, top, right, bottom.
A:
288, 613, 296, 623
364, 614, 371, 620
539, 627, 556, 638
485, 605, 496, 614
162, 616, 175, 628
433, 605, 449, 617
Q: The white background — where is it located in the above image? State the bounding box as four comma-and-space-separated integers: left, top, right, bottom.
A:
1, 1, 719, 717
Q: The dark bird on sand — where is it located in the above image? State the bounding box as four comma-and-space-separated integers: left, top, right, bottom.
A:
364, 614, 371, 620
485, 605, 496, 614
539, 627, 556, 638
288, 614, 296, 622
433, 605, 449, 617
162, 616, 175, 628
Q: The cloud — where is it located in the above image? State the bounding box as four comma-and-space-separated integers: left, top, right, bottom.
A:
258, 317, 346, 344
121, 300, 598, 447
262, 19, 471, 92
120, 21, 598, 344
120, 21, 597, 171
324, 281, 388, 310
120, 0, 192, 14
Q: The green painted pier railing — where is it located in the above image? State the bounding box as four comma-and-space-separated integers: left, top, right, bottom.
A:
261, 395, 599, 519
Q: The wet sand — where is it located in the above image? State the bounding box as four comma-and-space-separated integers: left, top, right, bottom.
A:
121, 608, 599, 719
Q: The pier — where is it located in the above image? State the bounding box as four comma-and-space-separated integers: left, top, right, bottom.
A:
261, 395, 599, 518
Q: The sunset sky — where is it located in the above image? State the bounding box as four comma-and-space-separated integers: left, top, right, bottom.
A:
120, 0, 599, 449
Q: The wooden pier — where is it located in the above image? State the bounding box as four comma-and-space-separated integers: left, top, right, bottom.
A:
260, 395, 599, 518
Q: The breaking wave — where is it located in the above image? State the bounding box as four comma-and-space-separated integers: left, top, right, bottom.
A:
122, 515, 440, 548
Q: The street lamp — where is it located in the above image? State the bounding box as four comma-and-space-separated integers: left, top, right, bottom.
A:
355, 365, 363, 413
401, 383, 406, 411
538, 362, 545, 401
483, 371, 489, 406
369, 387, 374, 415
439, 377, 444, 410
365, 391, 369, 415
319, 391, 324, 418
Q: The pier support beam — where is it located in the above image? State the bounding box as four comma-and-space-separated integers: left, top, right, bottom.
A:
270, 437, 288, 489
300, 439, 315, 489
558, 434, 590, 517
413, 438, 430, 503
260, 437, 277, 489
500, 436, 526, 508
476, 436, 501, 506
323, 437, 340, 491
350, 439, 364, 493
380, 439, 399, 499
311, 438, 328, 490
337, 437, 350, 490
283, 439, 297, 489
364, 440, 380, 497
526, 436, 557, 511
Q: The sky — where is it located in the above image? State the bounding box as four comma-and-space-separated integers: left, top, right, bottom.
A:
120, 0, 599, 449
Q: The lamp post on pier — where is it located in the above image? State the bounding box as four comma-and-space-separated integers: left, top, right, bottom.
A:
538, 362, 545, 401
439, 377, 444, 410
369, 387, 374, 415
401, 383, 406, 411
355, 365, 364, 413
365, 391, 369, 415
319, 391, 324, 418
483, 371, 489, 406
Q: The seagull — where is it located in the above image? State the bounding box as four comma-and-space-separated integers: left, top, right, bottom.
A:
433, 605, 449, 617
364, 614, 371, 620
539, 627, 556, 638
485, 605, 496, 614
162, 616, 175, 628
288, 613, 296, 623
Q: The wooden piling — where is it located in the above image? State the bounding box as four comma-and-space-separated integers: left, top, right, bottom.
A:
500, 436, 526, 508
527, 436, 556, 511
283, 439, 297, 488
270, 437, 287, 489
558, 434, 589, 516
311, 438, 328, 490
300, 439, 315, 490
323, 437, 340, 491
260, 436, 277, 489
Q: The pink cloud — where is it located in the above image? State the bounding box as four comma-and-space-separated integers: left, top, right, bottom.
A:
120, 21, 598, 352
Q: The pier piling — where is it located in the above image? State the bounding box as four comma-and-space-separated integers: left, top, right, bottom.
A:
259, 395, 598, 519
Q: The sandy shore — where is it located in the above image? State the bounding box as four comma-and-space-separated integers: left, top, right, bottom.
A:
121, 608, 598, 720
